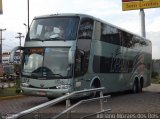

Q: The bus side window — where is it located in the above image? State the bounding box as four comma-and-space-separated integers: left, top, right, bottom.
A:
94, 21, 101, 40
100, 23, 120, 45
78, 18, 93, 39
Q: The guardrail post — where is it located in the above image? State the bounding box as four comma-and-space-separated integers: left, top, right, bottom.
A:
100, 91, 104, 111
66, 98, 71, 119
99, 90, 104, 118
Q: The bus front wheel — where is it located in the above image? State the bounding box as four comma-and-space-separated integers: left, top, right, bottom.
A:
90, 79, 101, 98
47, 97, 55, 100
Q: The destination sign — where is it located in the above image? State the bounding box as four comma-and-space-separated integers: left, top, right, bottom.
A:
29, 48, 44, 54
122, 0, 160, 11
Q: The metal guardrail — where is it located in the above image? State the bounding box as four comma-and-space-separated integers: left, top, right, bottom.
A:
81, 109, 111, 119
6, 87, 111, 119
54, 95, 111, 119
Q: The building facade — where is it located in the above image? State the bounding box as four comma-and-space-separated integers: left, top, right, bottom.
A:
2, 52, 21, 64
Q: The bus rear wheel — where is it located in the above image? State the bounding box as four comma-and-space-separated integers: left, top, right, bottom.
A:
139, 78, 143, 93
132, 80, 139, 93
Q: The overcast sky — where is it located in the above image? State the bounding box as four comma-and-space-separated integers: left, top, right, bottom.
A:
0, 0, 160, 59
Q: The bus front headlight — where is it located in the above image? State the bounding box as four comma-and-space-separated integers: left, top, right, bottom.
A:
56, 84, 70, 89
21, 83, 29, 87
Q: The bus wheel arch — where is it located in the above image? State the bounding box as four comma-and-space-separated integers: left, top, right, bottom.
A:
89, 76, 101, 98
90, 76, 101, 88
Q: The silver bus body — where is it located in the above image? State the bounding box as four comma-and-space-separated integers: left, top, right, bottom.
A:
10, 14, 152, 98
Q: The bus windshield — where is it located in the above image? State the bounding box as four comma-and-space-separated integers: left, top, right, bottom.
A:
22, 47, 72, 79
28, 17, 79, 41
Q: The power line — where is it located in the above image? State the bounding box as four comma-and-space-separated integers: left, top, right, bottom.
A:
3, 41, 19, 47
3, 44, 14, 48
4, 39, 19, 44
2, 49, 13, 52
3, 44, 18, 48
2, 46, 16, 50
15, 32, 24, 63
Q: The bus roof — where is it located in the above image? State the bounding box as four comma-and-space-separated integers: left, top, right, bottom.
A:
33, 13, 150, 42
33, 13, 93, 19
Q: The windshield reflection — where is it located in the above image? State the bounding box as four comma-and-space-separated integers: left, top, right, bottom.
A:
22, 47, 72, 79
28, 17, 79, 41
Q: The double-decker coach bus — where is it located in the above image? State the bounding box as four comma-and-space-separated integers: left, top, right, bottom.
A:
10, 14, 152, 99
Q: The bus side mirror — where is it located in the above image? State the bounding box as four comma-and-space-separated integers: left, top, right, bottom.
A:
9, 46, 23, 63
68, 48, 75, 64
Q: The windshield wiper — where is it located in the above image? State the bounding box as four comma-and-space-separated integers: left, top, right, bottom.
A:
31, 72, 40, 75
31, 67, 65, 78
47, 73, 64, 78
31, 72, 42, 77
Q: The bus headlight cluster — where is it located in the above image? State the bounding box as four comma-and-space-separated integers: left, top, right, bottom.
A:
21, 83, 29, 87
56, 84, 70, 89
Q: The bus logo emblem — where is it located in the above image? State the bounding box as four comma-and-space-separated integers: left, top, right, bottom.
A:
40, 84, 44, 88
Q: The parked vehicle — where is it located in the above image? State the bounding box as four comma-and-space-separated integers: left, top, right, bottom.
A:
10, 13, 152, 99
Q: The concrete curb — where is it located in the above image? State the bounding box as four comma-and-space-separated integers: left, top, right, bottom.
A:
0, 95, 26, 100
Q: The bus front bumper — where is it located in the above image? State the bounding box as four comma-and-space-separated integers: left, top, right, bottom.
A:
21, 87, 70, 98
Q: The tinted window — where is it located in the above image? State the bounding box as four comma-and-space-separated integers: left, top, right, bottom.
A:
100, 23, 121, 45
93, 55, 133, 73
78, 18, 93, 39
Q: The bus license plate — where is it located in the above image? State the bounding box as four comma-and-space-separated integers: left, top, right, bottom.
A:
36, 91, 46, 96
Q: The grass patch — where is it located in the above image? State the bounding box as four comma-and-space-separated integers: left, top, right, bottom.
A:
151, 78, 160, 84
0, 87, 19, 97
151, 72, 160, 84
0, 79, 21, 97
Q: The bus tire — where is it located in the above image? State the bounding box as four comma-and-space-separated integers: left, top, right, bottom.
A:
132, 80, 139, 93
47, 97, 55, 100
90, 85, 97, 98
139, 78, 143, 93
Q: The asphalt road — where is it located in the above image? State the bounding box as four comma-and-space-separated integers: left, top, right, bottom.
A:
0, 84, 160, 118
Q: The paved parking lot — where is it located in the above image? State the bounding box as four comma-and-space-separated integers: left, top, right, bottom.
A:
0, 84, 160, 118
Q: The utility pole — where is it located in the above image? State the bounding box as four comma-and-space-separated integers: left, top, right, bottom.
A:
15, 32, 24, 64
15, 32, 24, 48
27, 0, 30, 31
139, 9, 146, 38
0, 28, 6, 64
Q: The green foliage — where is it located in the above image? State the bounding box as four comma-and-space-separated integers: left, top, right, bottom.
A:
15, 79, 20, 88
0, 79, 21, 97
151, 72, 159, 79
151, 71, 160, 84
15, 79, 21, 94
13, 64, 21, 72
0, 87, 17, 97
151, 78, 160, 84
16, 88, 21, 94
